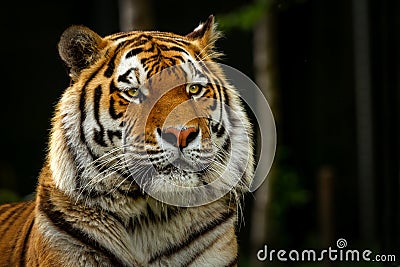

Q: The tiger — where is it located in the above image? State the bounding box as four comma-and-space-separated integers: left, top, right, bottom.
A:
0, 15, 254, 267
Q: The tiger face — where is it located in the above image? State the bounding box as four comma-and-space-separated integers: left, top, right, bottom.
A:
122, 65, 214, 185
53, 15, 254, 206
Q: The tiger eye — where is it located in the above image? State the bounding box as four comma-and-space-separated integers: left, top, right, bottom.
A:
127, 88, 139, 97
188, 84, 202, 95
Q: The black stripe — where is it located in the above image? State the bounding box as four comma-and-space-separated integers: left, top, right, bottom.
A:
156, 44, 190, 56
146, 204, 156, 224
211, 121, 219, 134
104, 51, 118, 78
119, 100, 129, 106
127, 206, 181, 236
93, 85, 108, 147
116, 187, 143, 199
219, 83, 233, 126
181, 233, 222, 267
79, 188, 102, 199
153, 36, 190, 46
79, 82, 88, 144
126, 48, 143, 58
166, 57, 177, 66
19, 217, 35, 266
6, 202, 34, 267
117, 166, 136, 181
167, 46, 190, 55
221, 136, 231, 153
188, 60, 206, 79
137, 34, 153, 41
0, 203, 12, 214
104, 42, 130, 78
110, 33, 135, 41
205, 73, 224, 123
140, 54, 160, 65
216, 122, 226, 138
140, 57, 150, 72
111, 33, 190, 48
72, 61, 107, 190
225, 255, 238, 267
118, 67, 134, 83
171, 55, 186, 63
208, 84, 223, 123
110, 80, 119, 94
159, 206, 180, 224
0, 203, 16, 220
214, 83, 225, 135
0, 202, 28, 231
109, 96, 124, 119
78, 65, 105, 160
107, 130, 122, 144
149, 209, 235, 263
107, 211, 125, 228
39, 188, 129, 267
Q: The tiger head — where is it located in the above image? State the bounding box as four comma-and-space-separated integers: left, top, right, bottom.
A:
51, 15, 254, 207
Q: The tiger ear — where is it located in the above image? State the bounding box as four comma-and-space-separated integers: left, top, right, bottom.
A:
58, 26, 104, 80
186, 15, 221, 53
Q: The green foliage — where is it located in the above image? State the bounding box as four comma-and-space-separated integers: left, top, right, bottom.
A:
0, 188, 21, 204
270, 168, 309, 216
216, 0, 310, 32
217, 0, 270, 31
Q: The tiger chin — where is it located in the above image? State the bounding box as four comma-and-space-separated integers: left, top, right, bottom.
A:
0, 15, 254, 267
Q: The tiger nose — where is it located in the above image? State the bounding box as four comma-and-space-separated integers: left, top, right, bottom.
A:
159, 127, 199, 149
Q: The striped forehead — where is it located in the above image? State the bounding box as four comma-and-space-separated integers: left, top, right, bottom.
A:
114, 36, 205, 90
115, 35, 193, 70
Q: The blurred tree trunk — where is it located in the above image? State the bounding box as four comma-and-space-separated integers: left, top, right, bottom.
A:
118, 0, 154, 31
250, 10, 279, 267
352, 0, 375, 243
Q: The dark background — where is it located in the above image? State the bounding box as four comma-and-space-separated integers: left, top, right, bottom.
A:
0, 0, 399, 266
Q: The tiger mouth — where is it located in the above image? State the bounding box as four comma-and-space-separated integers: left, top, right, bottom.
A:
165, 158, 193, 171
154, 158, 211, 175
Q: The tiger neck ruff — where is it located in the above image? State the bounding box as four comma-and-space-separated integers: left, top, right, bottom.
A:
0, 15, 254, 267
